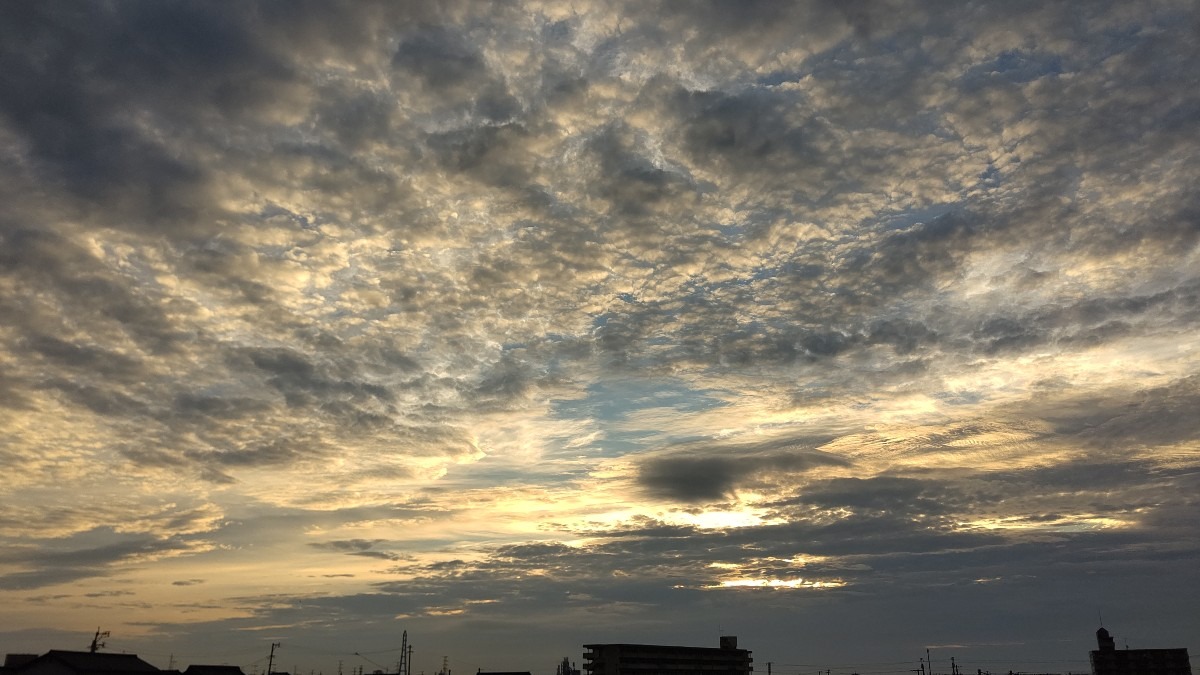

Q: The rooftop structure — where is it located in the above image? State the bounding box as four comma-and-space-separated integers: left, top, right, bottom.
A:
1089, 627, 1192, 675
583, 637, 752, 675
0, 651, 159, 675
184, 667, 246, 675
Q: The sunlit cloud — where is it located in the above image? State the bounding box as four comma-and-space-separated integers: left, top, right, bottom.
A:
960, 515, 1135, 533
710, 578, 847, 590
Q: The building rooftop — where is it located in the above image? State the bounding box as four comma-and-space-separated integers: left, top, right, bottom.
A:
185, 666, 245, 675
7, 651, 159, 675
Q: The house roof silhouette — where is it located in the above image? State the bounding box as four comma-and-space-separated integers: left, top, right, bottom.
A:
184, 666, 245, 675
4, 651, 159, 675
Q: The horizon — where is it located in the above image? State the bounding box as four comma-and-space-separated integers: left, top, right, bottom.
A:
3, 625, 1170, 675
1, 1, 1198, 673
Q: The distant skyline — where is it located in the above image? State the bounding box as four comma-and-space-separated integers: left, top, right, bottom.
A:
1, 2, 1198, 674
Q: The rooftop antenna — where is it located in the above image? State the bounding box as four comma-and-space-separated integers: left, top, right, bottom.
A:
400, 632, 408, 675
89, 628, 110, 653
267, 643, 281, 675
1098, 610, 1104, 627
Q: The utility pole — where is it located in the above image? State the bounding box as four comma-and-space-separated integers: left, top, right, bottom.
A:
267, 643, 281, 675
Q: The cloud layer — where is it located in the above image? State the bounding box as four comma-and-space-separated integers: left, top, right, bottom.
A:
1, 1, 1198, 672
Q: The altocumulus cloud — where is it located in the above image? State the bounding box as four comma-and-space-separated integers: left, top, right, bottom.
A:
1, 0, 1199, 670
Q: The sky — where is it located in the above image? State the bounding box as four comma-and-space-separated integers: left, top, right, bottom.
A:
1, 1, 1198, 673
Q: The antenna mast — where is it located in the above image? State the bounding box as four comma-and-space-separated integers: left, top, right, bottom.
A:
399, 632, 408, 675
89, 628, 110, 654
267, 643, 281, 675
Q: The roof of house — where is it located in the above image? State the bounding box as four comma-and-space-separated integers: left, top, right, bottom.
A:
15, 651, 159, 674
184, 667, 245, 675
4, 656, 40, 669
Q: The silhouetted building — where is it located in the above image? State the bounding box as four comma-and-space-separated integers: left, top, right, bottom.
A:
555, 657, 580, 675
583, 637, 752, 675
1, 651, 159, 675
1090, 627, 1191, 675
184, 667, 244, 675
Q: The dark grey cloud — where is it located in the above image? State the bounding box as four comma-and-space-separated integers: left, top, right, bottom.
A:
0, 228, 183, 354
0, 3, 249, 232
309, 539, 386, 553
585, 123, 702, 222
394, 26, 490, 93
1006, 375, 1200, 453
866, 318, 939, 355
307, 539, 409, 562
772, 475, 977, 517
0, 568, 115, 592
39, 378, 149, 418
425, 123, 533, 188
314, 86, 398, 151
637, 439, 850, 503
670, 85, 832, 181
0, 534, 198, 591
23, 335, 143, 376
638, 455, 780, 503
850, 212, 980, 299
83, 590, 135, 598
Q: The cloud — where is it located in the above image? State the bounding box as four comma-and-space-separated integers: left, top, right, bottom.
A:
773, 475, 974, 517
0, 533, 205, 590
637, 440, 850, 503
1, 0, 1199, 667
309, 539, 386, 553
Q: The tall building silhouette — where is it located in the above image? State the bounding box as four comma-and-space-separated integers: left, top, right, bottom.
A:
583, 637, 752, 675
1089, 627, 1191, 675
